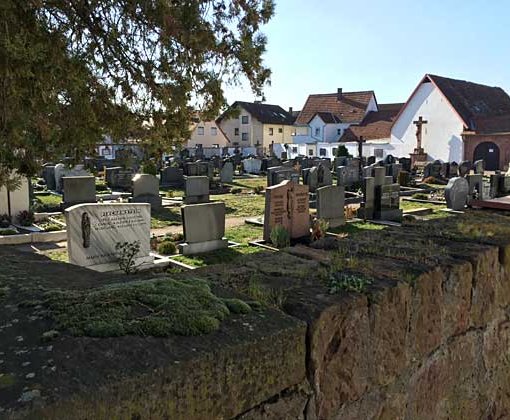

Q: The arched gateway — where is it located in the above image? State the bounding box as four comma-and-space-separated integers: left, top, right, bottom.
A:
473, 142, 500, 171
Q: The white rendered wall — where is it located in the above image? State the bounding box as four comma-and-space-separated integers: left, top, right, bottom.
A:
391, 82, 465, 162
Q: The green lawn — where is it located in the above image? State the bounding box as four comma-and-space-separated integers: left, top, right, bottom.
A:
226, 177, 266, 190
400, 199, 449, 220
328, 221, 387, 236
151, 207, 181, 228
159, 187, 185, 198
212, 193, 265, 217
172, 224, 265, 268
34, 194, 62, 212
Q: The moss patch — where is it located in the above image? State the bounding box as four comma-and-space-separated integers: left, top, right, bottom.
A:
44, 277, 251, 337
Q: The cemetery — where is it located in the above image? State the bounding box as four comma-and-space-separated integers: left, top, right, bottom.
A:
3, 147, 510, 418
5, 2, 510, 418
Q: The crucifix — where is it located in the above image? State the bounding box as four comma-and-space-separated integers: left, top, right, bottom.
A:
413, 116, 428, 151
357, 135, 365, 179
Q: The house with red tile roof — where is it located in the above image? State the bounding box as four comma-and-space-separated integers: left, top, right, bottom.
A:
391, 74, 510, 170
290, 88, 403, 159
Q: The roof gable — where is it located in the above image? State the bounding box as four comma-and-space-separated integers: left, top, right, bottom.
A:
341, 103, 404, 142
218, 101, 295, 125
393, 74, 510, 131
296, 91, 375, 125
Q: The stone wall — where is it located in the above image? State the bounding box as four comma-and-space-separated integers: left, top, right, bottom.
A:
3, 212, 510, 419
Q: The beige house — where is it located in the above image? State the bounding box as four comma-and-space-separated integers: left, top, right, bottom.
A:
187, 120, 229, 148
217, 101, 295, 153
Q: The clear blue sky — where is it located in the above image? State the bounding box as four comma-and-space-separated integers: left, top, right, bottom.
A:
225, 0, 510, 111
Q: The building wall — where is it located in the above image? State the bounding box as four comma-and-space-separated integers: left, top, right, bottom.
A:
188, 121, 229, 148
462, 134, 510, 171
391, 82, 465, 162
261, 124, 294, 148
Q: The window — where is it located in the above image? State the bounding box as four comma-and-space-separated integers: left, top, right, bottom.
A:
308, 149, 314, 156
233, 142, 239, 146
197, 126, 204, 135
337, 129, 342, 136
278, 128, 283, 133
269, 127, 274, 136
292, 147, 298, 153
234, 128, 239, 136
210, 127, 217, 136
241, 115, 249, 124
319, 148, 327, 157
242, 132, 248, 141
374, 149, 384, 158
315, 128, 320, 136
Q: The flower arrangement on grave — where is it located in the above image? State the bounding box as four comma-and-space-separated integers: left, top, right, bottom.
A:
17, 210, 35, 227
311, 218, 329, 242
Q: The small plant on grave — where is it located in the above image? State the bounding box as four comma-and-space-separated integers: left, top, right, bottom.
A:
344, 206, 356, 220
310, 218, 329, 242
142, 161, 158, 176
157, 240, 177, 255
253, 185, 264, 195
165, 232, 184, 242
115, 241, 141, 275
17, 210, 35, 227
0, 214, 11, 228
328, 272, 373, 294
166, 190, 175, 198
270, 225, 290, 249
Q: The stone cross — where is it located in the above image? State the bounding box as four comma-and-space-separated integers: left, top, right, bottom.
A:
413, 116, 428, 150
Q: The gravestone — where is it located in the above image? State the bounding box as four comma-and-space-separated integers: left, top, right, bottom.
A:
54, 163, 67, 193
430, 160, 442, 179
316, 185, 345, 227
0, 173, 30, 220
357, 177, 375, 219
305, 165, 332, 192
336, 166, 347, 186
449, 162, 459, 178
65, 203, 153, 271
62, 176, 97, 208
389, 163, 402, 183
179, 202, 228, 255
243, 158, 262, 175
489, 174, 503, 198
185, 162, 199, 176
114, 169, 135, 191
105, 167, 122, 187
440, 162, 450, 179
42, 165, 56, 190
499, 175, 510, 196
374, 183, 402, 222
459, 161, 471, 177
160, 167, 184, 187
220, 162, 234, 183
268, 166, 295, 187
474, 159, 485, 175
374, 166, 386, 187
398, 171, 411, 187
367, 156, 376, 166
399, 157, 412, 172
467, 174, 484, 202
263, 180, 309, 242
423, 162, 432, 179
132, 174, 162, 209
383, 155, 396, 165
445, 177, 469, 210
184, 176, 210, 204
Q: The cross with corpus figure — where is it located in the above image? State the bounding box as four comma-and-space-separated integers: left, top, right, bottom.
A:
413, 116, 428, 150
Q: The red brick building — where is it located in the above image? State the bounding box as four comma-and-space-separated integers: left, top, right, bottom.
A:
462, 114, 510, 171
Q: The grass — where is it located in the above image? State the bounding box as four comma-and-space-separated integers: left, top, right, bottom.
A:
151, 207, 181, 228
44, 249, 68, 262
328, 221, 386, 236
34, 194, 62, 212
212, 193, 265, 217
172, 225, 265, 268
400, 199, 449, 220
159, 187, 185, 198
44, 277, 252, 337
226, 177, 266, 190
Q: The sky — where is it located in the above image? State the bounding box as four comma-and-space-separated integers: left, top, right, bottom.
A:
224, 0, 510, 111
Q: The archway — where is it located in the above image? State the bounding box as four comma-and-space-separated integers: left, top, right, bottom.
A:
473, 142, 500, 171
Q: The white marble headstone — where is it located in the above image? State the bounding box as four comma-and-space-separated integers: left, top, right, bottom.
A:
65, 203, 153, 271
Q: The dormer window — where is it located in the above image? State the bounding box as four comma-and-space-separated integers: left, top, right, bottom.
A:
241, 115, 249, 124
315, 128, 320, 136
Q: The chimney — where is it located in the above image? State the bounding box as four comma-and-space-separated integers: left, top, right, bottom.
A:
288, 107, 293, 114
337, 88, 343, 101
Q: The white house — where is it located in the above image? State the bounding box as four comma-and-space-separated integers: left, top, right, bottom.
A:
390, 74, 510, 166
291, 89, 379, 158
